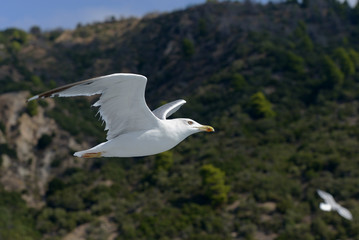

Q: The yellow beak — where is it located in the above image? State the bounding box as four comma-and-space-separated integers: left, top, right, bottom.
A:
198, 125, 215, 132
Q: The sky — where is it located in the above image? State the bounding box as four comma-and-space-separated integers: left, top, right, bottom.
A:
0, 0, 206, 31
0, 0, 357, 31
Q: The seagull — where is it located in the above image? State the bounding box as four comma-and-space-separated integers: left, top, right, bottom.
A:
317, 189, 353, 220
28, 73, 214, 158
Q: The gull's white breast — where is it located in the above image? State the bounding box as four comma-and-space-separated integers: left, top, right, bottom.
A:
89, 122, 184, 157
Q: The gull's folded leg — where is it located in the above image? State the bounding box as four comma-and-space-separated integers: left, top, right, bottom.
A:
77, 152, 103, 158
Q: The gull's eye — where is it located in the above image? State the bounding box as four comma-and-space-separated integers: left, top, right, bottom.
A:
187, 121, 194, 125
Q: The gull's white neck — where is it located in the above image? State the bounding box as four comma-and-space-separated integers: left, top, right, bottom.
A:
159, 118, 194, 141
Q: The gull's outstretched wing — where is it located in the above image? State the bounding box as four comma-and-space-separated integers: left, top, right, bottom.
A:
337, 205, 353, 220
152, 99, 186, 120
317, 189, 336, 206
28, 73, 159, 140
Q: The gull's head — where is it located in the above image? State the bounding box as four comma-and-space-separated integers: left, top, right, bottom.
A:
172, 118, 215, 135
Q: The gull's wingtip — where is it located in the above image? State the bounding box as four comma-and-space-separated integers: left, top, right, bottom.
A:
27, 95, 39, 102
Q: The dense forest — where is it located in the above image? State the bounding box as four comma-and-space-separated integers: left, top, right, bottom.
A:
1, 0, 359, 239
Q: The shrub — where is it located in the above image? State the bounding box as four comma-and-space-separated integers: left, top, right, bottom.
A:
0, 121, 5, 133
10, 41, 21, 52
198, 18, 207, 36
47, 188, 85, 211
155, 151, 173, 172
30, 75, 43, 87
200, 164, 230, 206
4, 28, 28, 44
0, 188, 40, 239
46, 178, 65, 196
321, 55, 345, 88
182, 38, 195, 57
26, 101, 38, 117
272, 49, 305, 74
100, 160, 125, 183
285, 51, 305, 74
293, 21, 313, 51
231, 73, 247, 91
29, 26, 41, 36
348, 48, 359, 68
1, 28, 28, 53
333, 47, 355, 76
249, 92, 276, 119
36, 208, 80, 233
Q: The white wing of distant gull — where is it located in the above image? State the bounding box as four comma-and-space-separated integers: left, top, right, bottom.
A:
28, 73, 214, 158
317, 189, 353, 220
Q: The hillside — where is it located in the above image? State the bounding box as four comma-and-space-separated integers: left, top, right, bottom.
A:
1, 0, 359, 239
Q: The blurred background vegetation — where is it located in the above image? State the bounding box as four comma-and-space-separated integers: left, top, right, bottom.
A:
1, 0, 359, 239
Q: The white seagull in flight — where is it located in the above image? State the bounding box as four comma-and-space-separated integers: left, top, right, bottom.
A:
28, 73, 214, 158
317, 189, 353, 220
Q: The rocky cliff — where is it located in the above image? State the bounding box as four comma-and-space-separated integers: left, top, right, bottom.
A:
0, 91, 89, 208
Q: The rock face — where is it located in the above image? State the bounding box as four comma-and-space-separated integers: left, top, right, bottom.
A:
0, 91, 89, 208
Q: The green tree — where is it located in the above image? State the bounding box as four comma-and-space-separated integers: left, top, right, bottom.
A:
26, 100, 38, 117
3, 28, 28, 44
36, 208, 77, 233
249, 92, 276, 118
0, 121, 5, 133
348, 48, 359, 68
231, 73, 247, 91
322, 55, 344, 88
29, 26, 41, 36
155, 151, 173, 172
333, 47, 355, 76
30, 75, 44, 87
2, 28, 28, 53
182, 38, 195, 57
285, 51, 305, 74
10, 41, 22, 52
293, 21, 313, 51
200, 164, 230, 206
198, 19, 207, 36
47, 188, 85, 211
0, 188, 40, 240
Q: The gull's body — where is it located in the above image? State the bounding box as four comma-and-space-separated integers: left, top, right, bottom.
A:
317, 189, 353, 220
75, 119, 200, 157
28, 73, 214, 158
